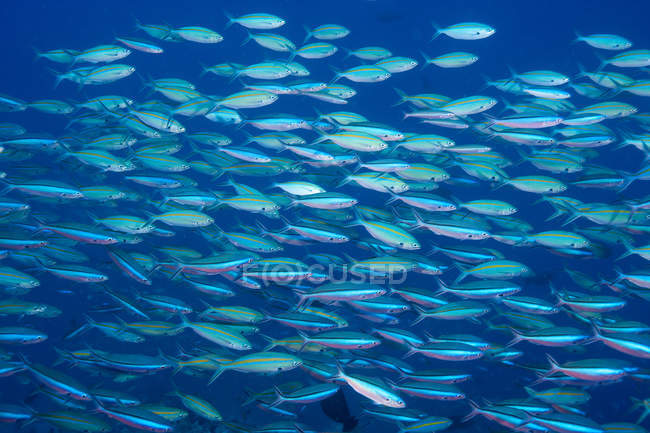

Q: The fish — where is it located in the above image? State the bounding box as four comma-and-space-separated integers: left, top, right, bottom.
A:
432, 22, 496, 40
574, 32, 632, 50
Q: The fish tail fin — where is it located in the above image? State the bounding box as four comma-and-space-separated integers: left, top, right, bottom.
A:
588, 318, 603, 343
593, 51, 608, 72
0, 179, 13, 196
132, 16, 145, 32
344, 207, 364, 228
47, 67, 66, 90
545, 353, 560, 373
333, 360, 346, 380
156, 347, 173, 366
618, 173, 636, 193
505, 327, 522, 347
207, 367, 225, 385
392, 87, 407, 106
419, 50, 432, 70
437, 277, 450, 292
227, 69, 243, 85
329, 66, 342, 84
336, 174, 354, 190
524, 386, 537, 398
572, 30, 584, 44
401, 342, 418, 359
294, 289, 310, 310
17, 352, 29, 367
31, 46, 44, 63
479, 74, 494, 92
224, 11, 235, 28
241, 30, 253, 47
462, 400, 481, 422
198, 61, 210, 77
384, 191, 401, 205
507, 65, 518, 82
297, 330, 310, 351
255, 219, 272, 236
482, 112, 497, 127
269, 386, 285, 408
430, 21, 441, 42
64, 322, 91, 340
280, 213, 296, 233
616, 240, 634, 261
113, 314, 128, 328
453, 263, 469, 284
410, 305, 427, 326
491, 179, 508, 192
260, 334, 277, 351
387, 142, 401, 154
302, 25, 313, 44
178, 313, 190, 329
574, 62, 588, 80
560, 202, 583, 226
410, 209, 426, 229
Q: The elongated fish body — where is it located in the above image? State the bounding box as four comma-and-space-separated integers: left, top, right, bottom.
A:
228, 13, 285, 30
181, 317, 252, 350
400, 416, 453, 432
434, 22, 495, 40
605, 49, 650, 67
73, 44, 131, 63
96, 403, 173, 432
545, 355, 628, 381
34, 411, 111, 432
335, 66, 391, 83
336, 365, 404, 407
391, 381, 464, 400
575, 33, 632, 50
427, 51, 478, 68
509, 327, 590, 347
173, 26, 223, 43
405, 342, 483, 361
0, 327, 47, 344
532, 413, 604, 433
116, 36, 163, 53
23, 361, 90, 399
173, 390, 222, 421
594, 330, 650, 358
299, 330, 380, 350
210, 351, 301, 383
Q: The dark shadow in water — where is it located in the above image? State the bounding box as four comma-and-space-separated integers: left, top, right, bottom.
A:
320, 389, 358, 432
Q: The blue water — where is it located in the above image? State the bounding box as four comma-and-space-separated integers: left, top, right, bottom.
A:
1, 1, 650, 432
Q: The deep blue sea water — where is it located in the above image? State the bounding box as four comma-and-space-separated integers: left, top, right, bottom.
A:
1, 1, 649, 433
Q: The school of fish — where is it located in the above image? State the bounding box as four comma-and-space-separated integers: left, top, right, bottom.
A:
0, 8, 649, 433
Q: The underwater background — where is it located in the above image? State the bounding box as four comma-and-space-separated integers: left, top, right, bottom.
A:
1, 1, 649, 433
